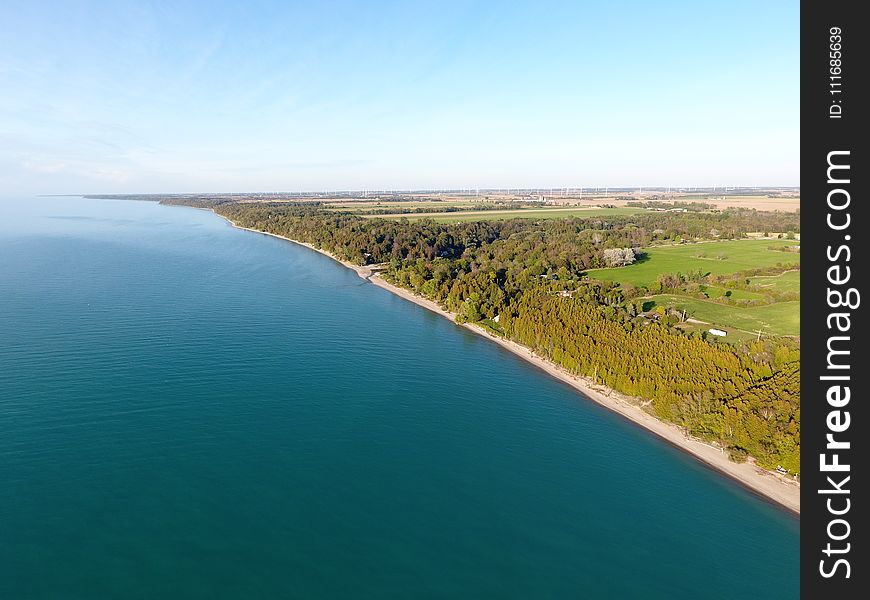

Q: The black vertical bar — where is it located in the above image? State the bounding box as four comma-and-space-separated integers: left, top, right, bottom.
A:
802, 2, 866, 596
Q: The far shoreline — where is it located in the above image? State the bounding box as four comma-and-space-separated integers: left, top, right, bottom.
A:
205, 207, 800, 516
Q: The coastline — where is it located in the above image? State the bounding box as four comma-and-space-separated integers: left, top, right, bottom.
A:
217, 212, 800, 515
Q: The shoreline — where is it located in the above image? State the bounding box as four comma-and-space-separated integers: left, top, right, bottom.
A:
216, 211, 800, 516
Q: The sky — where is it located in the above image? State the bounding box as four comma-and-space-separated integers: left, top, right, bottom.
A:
1, 1, 799, 195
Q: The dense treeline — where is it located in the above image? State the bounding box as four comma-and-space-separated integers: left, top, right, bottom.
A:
502, 294, 800, 473
167, 200, 800, 473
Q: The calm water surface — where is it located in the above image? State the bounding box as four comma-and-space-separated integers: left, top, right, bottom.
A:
0, 197, 798, 598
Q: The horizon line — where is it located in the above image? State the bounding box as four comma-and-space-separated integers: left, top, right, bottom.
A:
52, 185, 801, 198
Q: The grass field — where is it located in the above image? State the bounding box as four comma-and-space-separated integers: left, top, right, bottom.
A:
749, 270, 800, 293
324, 201, 645, 221
327, 201, 480, 211
587, 240, 801, 287
645, 295, 800, 336
701, 285, 766, 301
674, 322, 762, 344
368, 206, 645, 222
612, 193, 800, 213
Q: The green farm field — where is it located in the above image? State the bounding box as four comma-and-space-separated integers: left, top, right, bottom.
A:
366, 206, 644, 222
674, 322, 763, 344
700, 285, 766, 301
328, 201, 479, 211
749, 269, 800, 293
646, 295, 800, 336
588, 240, 800, 287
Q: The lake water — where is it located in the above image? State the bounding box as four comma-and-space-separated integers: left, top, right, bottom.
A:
0, 197, 799, 598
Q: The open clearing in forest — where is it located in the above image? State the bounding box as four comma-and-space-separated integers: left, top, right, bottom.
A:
589, 240, 800, 336
749, 270, 800, 293
587, 240, 801, 288
645, 296, 800, 336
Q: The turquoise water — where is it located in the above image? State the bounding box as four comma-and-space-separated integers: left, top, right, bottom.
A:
0, 197, 798, 598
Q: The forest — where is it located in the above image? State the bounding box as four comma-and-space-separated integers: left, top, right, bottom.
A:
165, 199, 802, 474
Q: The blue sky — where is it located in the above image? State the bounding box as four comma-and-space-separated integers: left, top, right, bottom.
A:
1, 1, 799, 194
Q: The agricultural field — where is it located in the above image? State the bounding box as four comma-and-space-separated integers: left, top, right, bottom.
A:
673, 322, 762, 344
749, 269, 800, 293
368, 206, 644, 222
644, 296, 800, 336
587, 240, 800, 287
588, 240, 800, 337
609, 193, 801, 213
325, 201, 480, 211
699, 285, 766, 301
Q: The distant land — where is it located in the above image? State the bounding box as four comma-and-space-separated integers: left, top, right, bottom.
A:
82, 186, 800, 213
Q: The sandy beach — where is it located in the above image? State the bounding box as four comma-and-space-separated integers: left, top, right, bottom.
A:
221, 214, 800, 515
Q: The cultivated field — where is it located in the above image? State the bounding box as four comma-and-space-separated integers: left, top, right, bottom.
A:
558, 193, 800, 213
328, 200, 645, 221
326, 201, 480, 211
699, 285, 766, 301
587, 240, 800, 337
749, 270, 800, 293
372, 206, 644, 222
646, 296, 800, 336
588, 240, 800, 287
231, 190, 799, 223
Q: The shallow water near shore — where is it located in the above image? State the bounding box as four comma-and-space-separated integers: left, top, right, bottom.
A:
0, 197, 798, 598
